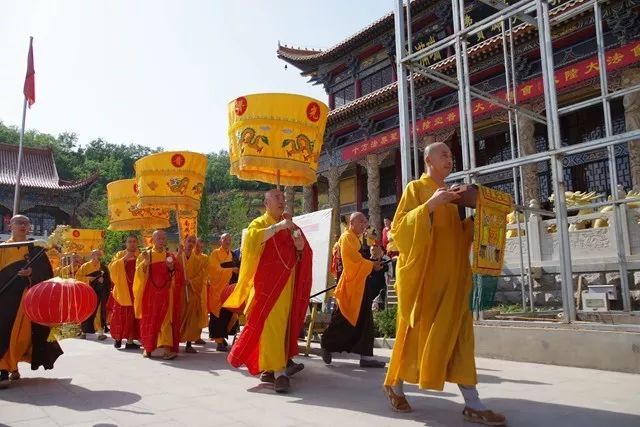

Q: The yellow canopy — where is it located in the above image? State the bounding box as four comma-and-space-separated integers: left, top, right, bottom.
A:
107, 179, 170, 231
134, 151, 207, 211
228, 93, 328, 186
62, 228, 104, 256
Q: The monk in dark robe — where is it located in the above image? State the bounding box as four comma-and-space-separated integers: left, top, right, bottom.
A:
321, 212, 385, 368
0, 215, 62, 389
77, 250, 110, 340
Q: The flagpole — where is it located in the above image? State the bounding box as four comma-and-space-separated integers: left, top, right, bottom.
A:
13, 97, 28, 215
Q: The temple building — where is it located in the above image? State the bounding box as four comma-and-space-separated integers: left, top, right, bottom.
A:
278, 0, 640, 235
0, 143, 98, 238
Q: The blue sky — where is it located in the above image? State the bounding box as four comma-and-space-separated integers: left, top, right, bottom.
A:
0, 0, 394, 153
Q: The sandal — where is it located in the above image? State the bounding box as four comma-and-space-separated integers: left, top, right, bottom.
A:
9, 370, 20, 381
383, 385, 412, 413
463, 407, 507, 426
162, 351, 178, 360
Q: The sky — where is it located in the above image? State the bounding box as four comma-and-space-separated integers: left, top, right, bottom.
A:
0, 0, 394, 153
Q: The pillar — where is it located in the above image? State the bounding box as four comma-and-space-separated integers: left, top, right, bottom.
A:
285, 186, 295, 215
302, 185, 314, 213
622, 68, 640, 190
359, 152, 388, 237
517, 111, 540, 205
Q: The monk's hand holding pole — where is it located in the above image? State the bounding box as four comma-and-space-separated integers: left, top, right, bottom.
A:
372, 260, 383, 272
426, 187, 461, 213
293, 229, 305, 251
17, 267, 32, 277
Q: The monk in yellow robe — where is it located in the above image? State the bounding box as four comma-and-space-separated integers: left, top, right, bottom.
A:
224, 189, 312, 393
383, 143, 506, 426
321, 212, 385, 368
76, 250, 110, 341
133, 230, 184, 360
0, 215, 62, 389
207, 233, 240, 352
179, 235, 208, 353
193, 238, 208, 345
108, 235, 140, 350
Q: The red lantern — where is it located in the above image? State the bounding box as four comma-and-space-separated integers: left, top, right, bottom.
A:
23, 278, 97, 326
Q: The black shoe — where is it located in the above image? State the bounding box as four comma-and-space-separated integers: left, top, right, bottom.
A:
0, 370, 9, 390
216, 341, 229, 352
359, 359, 386, 368
274, 375, 290, 393
125, 342, 141, 350
114, 340, 122, 349
259, 371, 275, 383
321, 349, 332, 365
285, 360, 304, 377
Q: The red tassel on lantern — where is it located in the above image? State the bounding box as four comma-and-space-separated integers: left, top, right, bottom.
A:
23, 278, 97, 327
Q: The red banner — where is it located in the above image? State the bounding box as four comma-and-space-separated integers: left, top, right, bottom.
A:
341, 41, 640, 161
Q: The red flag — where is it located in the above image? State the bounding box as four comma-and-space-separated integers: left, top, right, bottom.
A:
23, 37, 35, 108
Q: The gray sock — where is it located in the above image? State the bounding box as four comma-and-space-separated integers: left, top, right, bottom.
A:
458, 385, 487, 411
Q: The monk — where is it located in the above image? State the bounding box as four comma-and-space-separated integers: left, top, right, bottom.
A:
321, 212, 385, 368
77, 250, 110, 341
108, 235, 141, 350
194, 238, 208, 345
224, 189, 312, 393
382, 143, 506, 426
179, 235, 208, 353
133, 230, 184, 360
0, 215, 62, 389
207, 233, 240, 352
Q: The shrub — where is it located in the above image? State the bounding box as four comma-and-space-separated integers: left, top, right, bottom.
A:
374, 307, 397, 338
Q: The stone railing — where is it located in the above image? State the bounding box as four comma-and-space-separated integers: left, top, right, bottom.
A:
504, 207, 640, 273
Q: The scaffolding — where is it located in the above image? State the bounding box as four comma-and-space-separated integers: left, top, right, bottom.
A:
393, 0, 640, 322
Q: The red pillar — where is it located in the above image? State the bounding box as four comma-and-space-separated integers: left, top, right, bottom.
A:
391, 65, 397, 82
355, 79, 362, 99
329, 93, 335, 109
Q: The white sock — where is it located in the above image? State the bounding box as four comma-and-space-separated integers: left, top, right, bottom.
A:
392, 380, 405, 397
274, 370, 287, 378
458, 385, 487, 411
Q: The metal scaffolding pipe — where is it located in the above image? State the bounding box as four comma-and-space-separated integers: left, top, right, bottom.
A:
394, 0, 413, 189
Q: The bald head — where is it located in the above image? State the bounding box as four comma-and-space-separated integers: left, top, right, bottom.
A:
264, 189, 285, 218
424, 142, 453, 182
349, 212, 369, 236
195, 238, 205, 254
184, 234, 197, 253
9, 215, 31, 240
90, 249, 103, 262
220, 233, 232, 250
152, 230, 167, 250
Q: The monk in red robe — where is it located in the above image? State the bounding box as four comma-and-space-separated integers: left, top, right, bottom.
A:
133, 230, 184, 360
108, 235, 141, 350
224, 189, 312, 393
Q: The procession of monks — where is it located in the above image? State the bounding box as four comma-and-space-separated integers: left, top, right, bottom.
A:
0, 143, 507, 426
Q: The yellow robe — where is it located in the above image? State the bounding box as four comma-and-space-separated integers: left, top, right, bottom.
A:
384, 173, 477, 390
198, 253, 209, 328
208, 247, 234, 317
0, 241, 32, 371
109, 250, 138, 306
334, 229, 373, 326
58, 264, 79, 279
76, 259, 105, 332
133, 247, 176, 348
180, 251, 208, 341
224, 212, 296, 372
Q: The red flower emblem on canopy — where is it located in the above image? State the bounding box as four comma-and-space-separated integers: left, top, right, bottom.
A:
133, 183, 139, 193
171, 153, 186, 168
72, 230, 80, 238
235, 97, 248, 116
306, 102, 321, 122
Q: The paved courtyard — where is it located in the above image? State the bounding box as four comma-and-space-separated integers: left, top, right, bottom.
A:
1, 335, 639, 427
